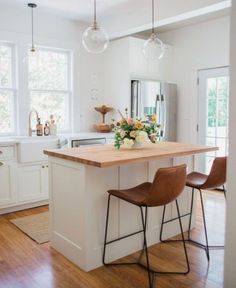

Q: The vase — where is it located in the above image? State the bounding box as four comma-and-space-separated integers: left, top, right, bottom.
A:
132, 141, 143, 149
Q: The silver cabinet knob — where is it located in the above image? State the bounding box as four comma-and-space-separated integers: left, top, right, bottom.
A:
0, 161, 3, 166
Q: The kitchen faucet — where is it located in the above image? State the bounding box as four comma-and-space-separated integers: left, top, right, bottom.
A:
29, 109, 39, 136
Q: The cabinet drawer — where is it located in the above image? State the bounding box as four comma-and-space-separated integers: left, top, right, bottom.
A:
0, 146, 15, 160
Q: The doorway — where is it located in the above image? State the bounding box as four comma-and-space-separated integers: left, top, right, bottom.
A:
198, 67, 229, 173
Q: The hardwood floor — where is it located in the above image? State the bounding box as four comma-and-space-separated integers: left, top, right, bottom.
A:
0, 191, 225, 288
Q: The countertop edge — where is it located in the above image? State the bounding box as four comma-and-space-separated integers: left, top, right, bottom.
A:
44, 145, 218, 168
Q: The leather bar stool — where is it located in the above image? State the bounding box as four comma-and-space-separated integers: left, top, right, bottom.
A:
103, 164, 190, 288
160, 156, 227, 261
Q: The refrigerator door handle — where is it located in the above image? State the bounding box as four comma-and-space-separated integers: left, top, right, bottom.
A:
161, 94, 166, 139
131, 80, 140, 118
155, 94, 160, 123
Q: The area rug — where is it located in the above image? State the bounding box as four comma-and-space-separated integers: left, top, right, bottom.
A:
10, 212, 49, 244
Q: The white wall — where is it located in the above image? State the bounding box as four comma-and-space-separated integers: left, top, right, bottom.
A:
99, 36, 174, 124
224, 2, 236, 286
0, 4, 106, 134
157, 16, 230, 143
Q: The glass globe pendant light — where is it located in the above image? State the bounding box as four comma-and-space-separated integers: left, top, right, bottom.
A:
82, 0, 109, 54
143, 0, 165, 61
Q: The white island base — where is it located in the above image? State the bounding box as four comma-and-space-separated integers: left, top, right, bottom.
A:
48, 155, 195, 272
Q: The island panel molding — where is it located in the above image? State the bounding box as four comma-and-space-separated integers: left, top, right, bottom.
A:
44, 141, 217, 168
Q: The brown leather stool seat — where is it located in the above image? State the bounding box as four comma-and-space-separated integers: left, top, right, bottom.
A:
108, 182, 152, 206
186, 172, 208, 188
103, 164, 190, 288
160, 156, 227, 262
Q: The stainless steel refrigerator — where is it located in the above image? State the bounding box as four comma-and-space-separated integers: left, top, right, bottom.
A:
131, 79, 177, 141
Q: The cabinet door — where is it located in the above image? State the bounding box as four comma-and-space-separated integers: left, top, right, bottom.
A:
17, 165, 48, 203
0, 163, 16, 207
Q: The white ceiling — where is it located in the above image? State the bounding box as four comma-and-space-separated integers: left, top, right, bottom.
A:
0, 0, 230, 37
0, 0, 139, 22
0, 0, 228, 23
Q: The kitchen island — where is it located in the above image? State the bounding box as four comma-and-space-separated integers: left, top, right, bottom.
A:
44, 142, 216, 272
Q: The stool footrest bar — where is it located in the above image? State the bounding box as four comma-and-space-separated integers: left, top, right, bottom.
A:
138, 262, 189, 275
162, 212, 191, 224
188, 239, 224, 250
105, 229, 144, 245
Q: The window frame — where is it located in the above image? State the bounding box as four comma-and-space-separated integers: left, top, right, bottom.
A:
0, 41, 17, 136
28, 45, 73, 133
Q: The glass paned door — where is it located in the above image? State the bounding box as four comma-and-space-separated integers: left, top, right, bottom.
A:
198, 67, 229, 173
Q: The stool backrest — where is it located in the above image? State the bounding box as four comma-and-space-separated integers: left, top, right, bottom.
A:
202, 156, 227, 189
145, 164, 187, 207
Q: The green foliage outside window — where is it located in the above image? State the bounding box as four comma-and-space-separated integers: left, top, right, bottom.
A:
207, 77, 228, 128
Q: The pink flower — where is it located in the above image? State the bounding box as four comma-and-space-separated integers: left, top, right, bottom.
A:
127, 118, 135, 125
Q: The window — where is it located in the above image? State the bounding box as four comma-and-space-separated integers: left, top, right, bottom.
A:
28, 47, 72, 131
0, 43, 16, 135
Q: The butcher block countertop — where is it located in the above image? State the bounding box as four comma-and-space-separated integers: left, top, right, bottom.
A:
44, 141, 217, 168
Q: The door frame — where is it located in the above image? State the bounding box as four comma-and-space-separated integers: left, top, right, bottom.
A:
197, 66, 229, 172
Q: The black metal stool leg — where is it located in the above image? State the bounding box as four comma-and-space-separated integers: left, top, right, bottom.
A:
159, 205, 166, 242
187, 189, 210, 260
159, 204, 192, 244
103, 198, 153, 287
140, 206, 153, 288
139, 201, 190, 275
186, 188, 225, 257
187, 188, 195, 240
103, 196, 190, 286
175, 199, 190, 274
138, 207, 148, 263
103, 194, 111, 265
223, 185, 226, 199
199, 189, 210, 260
103, 195, 146, 266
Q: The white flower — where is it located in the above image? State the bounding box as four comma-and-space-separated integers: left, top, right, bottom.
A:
123, 138, 134, 148
120, 129, 126, 139
135, 131, 148, 143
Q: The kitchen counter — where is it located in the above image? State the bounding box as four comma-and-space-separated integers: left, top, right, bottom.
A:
45, 141, 217, 272
0, 138, 20, 145
44, 141, 216, 168
0, 132, 114, 145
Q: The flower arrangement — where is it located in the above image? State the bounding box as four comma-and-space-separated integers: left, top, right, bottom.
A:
112, 109, 160, 149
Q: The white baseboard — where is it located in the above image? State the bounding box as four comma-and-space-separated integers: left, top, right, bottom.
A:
0, 200, 49, 214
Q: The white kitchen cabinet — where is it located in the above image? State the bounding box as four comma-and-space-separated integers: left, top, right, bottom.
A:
0, 145, 17, 208
0, 162, 17, 207
0, 143, 50, 213
17, 163, 49, 203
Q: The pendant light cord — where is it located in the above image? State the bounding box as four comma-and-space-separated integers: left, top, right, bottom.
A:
94, 0, 97, 23
31, 6, 34, 49
152, 0, 155, 34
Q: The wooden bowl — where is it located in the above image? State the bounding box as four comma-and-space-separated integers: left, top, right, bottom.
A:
94, 105, 113, 114
94, 124, 112, 133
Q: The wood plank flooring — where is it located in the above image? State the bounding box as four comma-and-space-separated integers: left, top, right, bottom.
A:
0, 191, 225, 288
